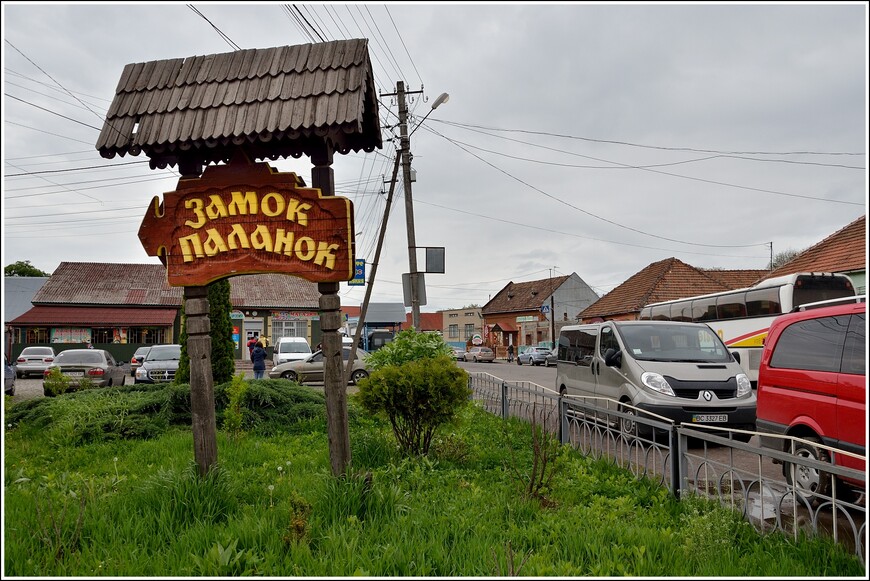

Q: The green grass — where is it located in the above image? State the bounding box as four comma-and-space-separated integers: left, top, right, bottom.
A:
3, 381, 864, 577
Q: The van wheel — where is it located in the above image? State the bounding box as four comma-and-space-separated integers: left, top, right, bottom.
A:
784, 436, 832, 502
618, 402, 636, 436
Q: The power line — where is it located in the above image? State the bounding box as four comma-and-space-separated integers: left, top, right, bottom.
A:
434, 119, 866, 157
187, 5, 242, 50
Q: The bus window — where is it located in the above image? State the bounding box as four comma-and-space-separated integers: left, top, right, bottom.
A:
671, 301, 692, 322
716, 292, 747, 319
746, 287, 781, 317
792, 274, 856, 306
638, 307, 652, 320
650, 304, 671, 321
692, 297, 717, 322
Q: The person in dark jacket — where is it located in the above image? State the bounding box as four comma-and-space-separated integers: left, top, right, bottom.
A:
251, 341, 267, 379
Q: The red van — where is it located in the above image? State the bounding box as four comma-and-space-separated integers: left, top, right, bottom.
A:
756, 298, 865, 500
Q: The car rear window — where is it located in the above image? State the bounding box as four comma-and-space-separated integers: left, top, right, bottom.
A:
23, 347, 54, 356
55, 351, 104, 364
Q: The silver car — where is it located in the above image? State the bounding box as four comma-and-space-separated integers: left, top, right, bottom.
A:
43, 348, 126, 394
135, 344, 181, 384
16, 346, 57, 378
464, 347, 495, 363
269, 347, 370, 385
517, 346, 551, 366
5, 356, 16, 396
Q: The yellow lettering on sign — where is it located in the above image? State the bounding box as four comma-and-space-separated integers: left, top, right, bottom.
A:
205, 194, 229, 220
261, 192, 285, 217
228, 191, 257, 215
184, 198, 206, 229
226, 224, 250, 250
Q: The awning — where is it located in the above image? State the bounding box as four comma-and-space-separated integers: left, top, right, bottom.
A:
9, 306, 178, 326
491, 322, 517, 332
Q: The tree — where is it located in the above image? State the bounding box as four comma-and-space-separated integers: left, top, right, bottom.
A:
5, 260, 49, 277
175, 278, 235, 384
769, 248, 802, 270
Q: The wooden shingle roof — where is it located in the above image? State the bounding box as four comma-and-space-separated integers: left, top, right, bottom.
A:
95, 39, 382, 171
33, 262, 320, 309
482, 275, 570, 315
764, 214, 866, 278
578, 258, 744, 320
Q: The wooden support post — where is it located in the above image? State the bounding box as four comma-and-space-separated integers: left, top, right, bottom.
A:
184, 285, 218, 476
319, 282, 351, 475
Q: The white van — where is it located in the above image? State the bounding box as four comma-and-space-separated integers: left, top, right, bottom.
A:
273, 337, 312, 365
555, 321, 756, 439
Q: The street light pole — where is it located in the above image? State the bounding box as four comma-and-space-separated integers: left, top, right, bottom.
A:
394, 81, 449, 330
397, 81, 421, 330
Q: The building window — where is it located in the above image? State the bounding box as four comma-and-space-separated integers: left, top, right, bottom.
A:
449, 313, 458, 318
272, 320, 307, 342
129, 327, 167, 344
449, 324, 459, 338
25, 328, 49, 344
464, 324, 475, 339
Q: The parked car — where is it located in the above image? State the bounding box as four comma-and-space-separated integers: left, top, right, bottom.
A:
464, 346, 495, 363
517, 346, 551, 366
42, 348, 126, 394
452, 347, 467, 360
273, 337, 313, 365
545, 348, 557, 367
756, 298, 865, 501
130, 346, 152, 377
5, 356, 16, 396
135, 344, 181, 384
269, 347, 371, 385
16, 346, 56, 378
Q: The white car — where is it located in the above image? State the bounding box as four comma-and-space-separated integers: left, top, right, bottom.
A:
16, 346, 57, 378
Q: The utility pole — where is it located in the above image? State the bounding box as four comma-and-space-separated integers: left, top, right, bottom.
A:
549, 267, 557, 349
397, 80, 423, 330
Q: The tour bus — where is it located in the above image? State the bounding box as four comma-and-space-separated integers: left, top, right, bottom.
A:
638, 272, 857, 386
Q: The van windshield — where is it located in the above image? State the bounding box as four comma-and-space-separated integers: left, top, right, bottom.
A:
279, 342, 310, 353
616, 324, 731, 363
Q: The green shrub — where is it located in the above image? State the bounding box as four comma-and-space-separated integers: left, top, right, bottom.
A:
364, 328, 453, 370
357, 356, 470, 456
222, 373, 249, 435
42, 368, 70, 397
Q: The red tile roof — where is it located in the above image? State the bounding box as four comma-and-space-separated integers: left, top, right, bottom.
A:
764, 214, 866, 278
10, 306, 177, 326
404, 312, 443, 332
578, 258, 749, 320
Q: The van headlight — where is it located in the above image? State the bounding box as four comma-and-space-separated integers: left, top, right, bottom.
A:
735, 373, 752, 397
641, 372, 675, 397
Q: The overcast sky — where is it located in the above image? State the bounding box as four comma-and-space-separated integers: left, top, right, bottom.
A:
2, 2, 867, 313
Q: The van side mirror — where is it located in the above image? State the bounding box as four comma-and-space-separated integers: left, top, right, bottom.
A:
603, 348, 622, 368
731, 351, 741, 364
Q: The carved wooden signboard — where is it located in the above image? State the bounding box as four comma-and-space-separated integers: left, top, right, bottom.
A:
139, 155, 355, 286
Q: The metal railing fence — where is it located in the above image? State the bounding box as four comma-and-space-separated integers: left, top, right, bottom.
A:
467, 372, 866, 560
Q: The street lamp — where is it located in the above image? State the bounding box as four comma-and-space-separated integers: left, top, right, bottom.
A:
409, 92, 449, 137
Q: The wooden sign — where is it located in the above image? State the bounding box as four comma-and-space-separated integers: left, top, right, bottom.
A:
139, 155, 354, 286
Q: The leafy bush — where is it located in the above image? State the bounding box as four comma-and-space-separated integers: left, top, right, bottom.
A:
42, 368, 70, 397
364, 328, 453, 370
222, 373, 249, 435
357, 356, 470, 456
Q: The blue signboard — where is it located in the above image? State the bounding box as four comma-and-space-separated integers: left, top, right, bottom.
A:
349, 258, 365, 286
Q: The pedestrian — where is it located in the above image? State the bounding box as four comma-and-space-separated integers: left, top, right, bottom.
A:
247, 335, 257, 358
507, 344, 514, 363
251, 340, 267, 379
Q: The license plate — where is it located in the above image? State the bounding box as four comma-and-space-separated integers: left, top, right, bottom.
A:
66, 371, 84, 377
692, 414, 727, 423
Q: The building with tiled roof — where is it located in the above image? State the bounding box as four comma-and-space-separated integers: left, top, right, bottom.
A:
763, 214, 866, 294
577, 258, 757, 322
482, 273, 599, 354
404, 311, 443, 333
9, 262, 325, 362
